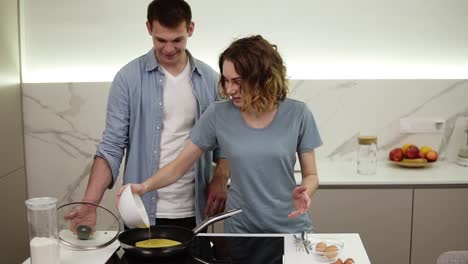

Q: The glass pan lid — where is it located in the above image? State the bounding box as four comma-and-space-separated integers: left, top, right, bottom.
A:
57, 202, 121, 250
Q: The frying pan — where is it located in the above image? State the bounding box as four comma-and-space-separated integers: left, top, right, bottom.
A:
118, 208, 242, 258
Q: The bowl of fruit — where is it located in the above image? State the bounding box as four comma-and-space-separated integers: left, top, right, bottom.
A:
389, 144, 438, 168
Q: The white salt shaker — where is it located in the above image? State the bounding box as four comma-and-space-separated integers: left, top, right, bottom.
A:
25, 197, 60, 264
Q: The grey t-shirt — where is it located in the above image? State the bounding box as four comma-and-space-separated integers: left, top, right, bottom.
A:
190, 98, 322, 233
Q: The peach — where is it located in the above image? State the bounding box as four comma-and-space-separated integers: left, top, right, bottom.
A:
389, 148, 404, 162
405, 145, 420, 159
426, 151, 438, 162
418, 151, 426, 159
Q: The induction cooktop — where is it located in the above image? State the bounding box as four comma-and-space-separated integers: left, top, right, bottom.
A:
108, 235, 284, 264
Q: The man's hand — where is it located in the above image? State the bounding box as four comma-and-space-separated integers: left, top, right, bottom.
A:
205, 159, 229, 217
64, 203, 98, 234
288, 186, 311, 219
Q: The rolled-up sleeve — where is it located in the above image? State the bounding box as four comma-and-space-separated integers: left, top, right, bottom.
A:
211, 75, 223, 161
95, 71, 130, 188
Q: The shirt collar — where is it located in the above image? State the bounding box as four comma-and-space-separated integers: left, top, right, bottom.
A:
145, 48, 203, 76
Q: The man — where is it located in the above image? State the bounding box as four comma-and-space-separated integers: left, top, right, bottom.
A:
66, 0, 228, 230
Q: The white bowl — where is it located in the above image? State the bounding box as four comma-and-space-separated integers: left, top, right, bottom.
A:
117, 185, 150, 228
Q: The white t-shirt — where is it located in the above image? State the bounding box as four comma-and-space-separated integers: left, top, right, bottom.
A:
156, 62, 196, 218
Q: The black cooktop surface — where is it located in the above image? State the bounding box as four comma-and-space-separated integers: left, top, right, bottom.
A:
107, 235, 284, 264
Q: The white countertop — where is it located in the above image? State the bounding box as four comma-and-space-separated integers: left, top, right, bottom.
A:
23, 233, 370, 264
294, 160, 468, 186
22, 240, 120, 264
201, 233, 370, 264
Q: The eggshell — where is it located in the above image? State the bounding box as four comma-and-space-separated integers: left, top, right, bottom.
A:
325, 245, 339, 260
315, 241, 327, 252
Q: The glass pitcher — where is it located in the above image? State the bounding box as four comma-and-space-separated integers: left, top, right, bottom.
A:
25, 197, 60, 264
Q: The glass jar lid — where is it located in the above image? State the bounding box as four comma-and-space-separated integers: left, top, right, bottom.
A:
57, 202, 121, 250
25, 197, 58, 210
358, 135, 377, 145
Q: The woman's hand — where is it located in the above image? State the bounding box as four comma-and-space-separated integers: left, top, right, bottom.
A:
288, 186, 311, 218
116, 183, 145, 206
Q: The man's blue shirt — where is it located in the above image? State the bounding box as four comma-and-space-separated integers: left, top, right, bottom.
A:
96, 48, 219, 224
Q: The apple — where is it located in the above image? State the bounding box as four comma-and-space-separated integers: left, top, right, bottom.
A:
405, 145, 420, 159
401, 143, 412, 155
389, 148, 404, 162
426, 150, 438, 162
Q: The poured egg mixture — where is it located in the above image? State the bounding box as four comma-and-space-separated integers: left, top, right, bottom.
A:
135, 238, 181, 248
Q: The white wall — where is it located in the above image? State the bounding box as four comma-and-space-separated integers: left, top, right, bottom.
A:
20, 0, 468, 82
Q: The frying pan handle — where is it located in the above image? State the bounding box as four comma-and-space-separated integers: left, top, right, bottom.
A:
192, 208, 242, 234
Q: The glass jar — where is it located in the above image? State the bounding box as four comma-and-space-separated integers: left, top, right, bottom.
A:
25, 197, 60, 264
357, 135, 378, 175
457, 148, 468, 167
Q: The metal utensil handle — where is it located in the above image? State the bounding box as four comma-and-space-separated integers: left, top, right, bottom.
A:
301, 231, 310, 254
192, 208, 242, 234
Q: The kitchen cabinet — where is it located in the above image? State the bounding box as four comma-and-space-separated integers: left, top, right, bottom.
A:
411, 188, 468, 264
308, 188, 413, 264
211, 186, 468, 264
210, 161, 468, 264
0, 169, 29, 263
211, 188, 414, 264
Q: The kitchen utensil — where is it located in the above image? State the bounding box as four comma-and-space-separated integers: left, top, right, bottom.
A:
293, 233, 310, 254
118, 208, 242, 258
293, 234, 302, 252
118, 185, 150, 228
301, 231, 310, 254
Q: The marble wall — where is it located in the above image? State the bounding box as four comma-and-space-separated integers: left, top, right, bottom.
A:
22, 80, 468, 214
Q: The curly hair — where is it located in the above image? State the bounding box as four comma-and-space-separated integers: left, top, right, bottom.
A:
218, 35, 288, 113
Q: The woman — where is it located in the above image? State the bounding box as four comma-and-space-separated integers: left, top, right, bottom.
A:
119, 35, 322, 233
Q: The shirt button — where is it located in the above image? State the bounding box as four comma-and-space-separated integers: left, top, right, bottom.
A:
159, 79, 162, 82
156, 126, 160, 130
159, 102, 162, 106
